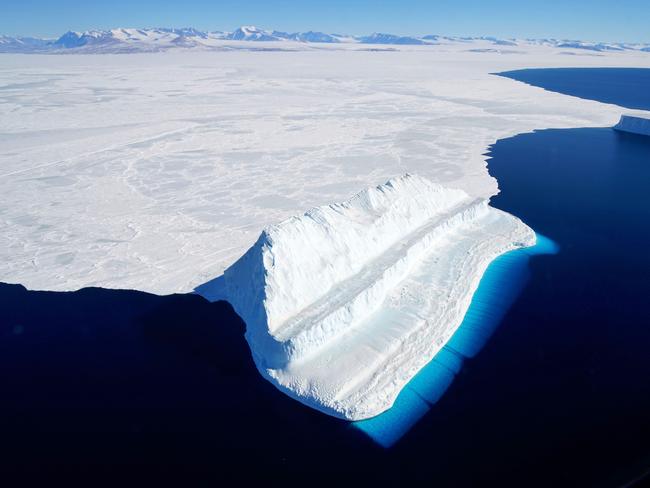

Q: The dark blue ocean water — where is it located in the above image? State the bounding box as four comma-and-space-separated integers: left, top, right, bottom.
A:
2, 68, 650, 485
496, 68, 650, 111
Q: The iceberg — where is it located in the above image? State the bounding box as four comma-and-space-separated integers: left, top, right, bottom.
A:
355, 233, 559, 446
614, 115, 650, 136
213, 174, 535, 420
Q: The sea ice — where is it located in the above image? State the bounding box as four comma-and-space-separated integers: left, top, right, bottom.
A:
1, 47, 648, 294
210, 174, 535, 420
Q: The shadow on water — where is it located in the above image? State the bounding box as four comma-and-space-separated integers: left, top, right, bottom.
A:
0, 283, 378, 482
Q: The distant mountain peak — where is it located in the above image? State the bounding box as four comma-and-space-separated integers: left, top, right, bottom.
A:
0, 26, 647, 54
358, 33, 426, 45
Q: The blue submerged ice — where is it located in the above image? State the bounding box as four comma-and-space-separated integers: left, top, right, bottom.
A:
354, 233, 559, 447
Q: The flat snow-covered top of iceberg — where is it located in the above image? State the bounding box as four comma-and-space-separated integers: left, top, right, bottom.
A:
210, 174, 535, 420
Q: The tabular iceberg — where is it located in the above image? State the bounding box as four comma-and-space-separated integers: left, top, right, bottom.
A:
614, 115, 650, 137
217, 174, 535, 420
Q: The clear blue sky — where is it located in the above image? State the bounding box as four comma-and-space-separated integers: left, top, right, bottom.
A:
4, 0, 650, 43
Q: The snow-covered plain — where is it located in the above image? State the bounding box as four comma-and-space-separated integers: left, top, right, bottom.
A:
1, 44, 649, 296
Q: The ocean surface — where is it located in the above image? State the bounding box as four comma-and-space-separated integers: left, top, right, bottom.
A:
2, 68, 650, 485
496, 67, 650, 111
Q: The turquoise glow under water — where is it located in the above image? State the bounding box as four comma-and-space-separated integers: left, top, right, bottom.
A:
354, 233, 559, 447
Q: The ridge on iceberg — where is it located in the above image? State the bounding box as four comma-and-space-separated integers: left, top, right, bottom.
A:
214, 174, 535, 420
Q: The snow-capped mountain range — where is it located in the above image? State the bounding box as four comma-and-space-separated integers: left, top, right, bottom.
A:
1, 26, 649, 53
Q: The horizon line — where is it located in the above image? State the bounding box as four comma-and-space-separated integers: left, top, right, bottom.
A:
2, 25, 649, 45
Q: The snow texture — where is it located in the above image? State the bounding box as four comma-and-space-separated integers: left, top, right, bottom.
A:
614, 115, 650, 136
1, 46, 649, 294
215, 174, 535, 419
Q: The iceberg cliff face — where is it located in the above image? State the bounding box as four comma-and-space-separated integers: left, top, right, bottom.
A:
220, 174, 535, 420
614, 115, 650, 136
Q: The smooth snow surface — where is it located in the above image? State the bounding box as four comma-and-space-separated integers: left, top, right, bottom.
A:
1, 47, 649, 294
214, 174, 535, 420
614, 115, 650, 136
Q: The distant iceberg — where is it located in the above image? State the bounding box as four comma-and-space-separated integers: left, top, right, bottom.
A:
614, 115, 650, 137
207, 174, 535, 420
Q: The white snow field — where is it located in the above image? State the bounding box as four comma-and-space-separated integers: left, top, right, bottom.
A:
213, 174, 534, 419
1, 44, 649, 295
